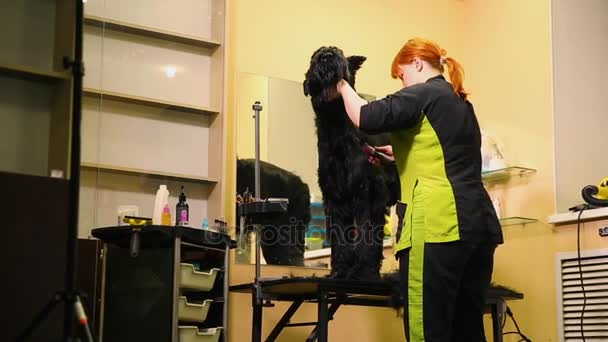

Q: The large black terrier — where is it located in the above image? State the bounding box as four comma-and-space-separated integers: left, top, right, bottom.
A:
236, 158, 311, 266
304, 46, 399, 280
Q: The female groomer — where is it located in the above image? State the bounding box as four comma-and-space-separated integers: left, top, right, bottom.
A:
336, 38, 503, 341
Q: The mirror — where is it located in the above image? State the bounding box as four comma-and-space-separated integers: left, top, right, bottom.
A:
234, 73, 390, 269
235, 73, 328, 268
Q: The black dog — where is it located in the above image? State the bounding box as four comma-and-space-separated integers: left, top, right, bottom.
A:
236, 158, 311, 266
304, 46, 399, 280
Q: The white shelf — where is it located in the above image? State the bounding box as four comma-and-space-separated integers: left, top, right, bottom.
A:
83, 88, 220, 116
84, 14, 221, 49
81, 162, 218, 184
549, 207, 608, 225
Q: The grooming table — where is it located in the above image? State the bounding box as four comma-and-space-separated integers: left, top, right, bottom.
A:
230, 277, 523, 342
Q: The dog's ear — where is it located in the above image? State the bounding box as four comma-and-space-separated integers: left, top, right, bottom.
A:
347, 55, 367, 73
303, 79, 310, 96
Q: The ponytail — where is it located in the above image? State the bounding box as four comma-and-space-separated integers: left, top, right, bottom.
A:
444, 57, 468, 100
391, 38, 468, 100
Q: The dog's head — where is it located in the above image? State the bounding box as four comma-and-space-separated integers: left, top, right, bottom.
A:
303, 46, 366, 102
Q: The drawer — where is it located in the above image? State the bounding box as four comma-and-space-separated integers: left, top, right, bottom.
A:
178, 326, 222, 342
179, 263, 220, 291
178, 296, 213, 323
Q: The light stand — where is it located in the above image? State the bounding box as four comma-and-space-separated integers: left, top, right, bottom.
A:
17, 1, 94, 341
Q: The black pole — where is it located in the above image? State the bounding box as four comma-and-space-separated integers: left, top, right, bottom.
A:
252, 102, 263, 306
16, 1, 91, 340
65, 0, 84, 339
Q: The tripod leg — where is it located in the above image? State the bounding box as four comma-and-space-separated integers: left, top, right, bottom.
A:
74, 294, 95, 342
16, 293, 62, 342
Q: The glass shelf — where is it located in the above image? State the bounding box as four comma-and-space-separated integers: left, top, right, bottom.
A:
482, 166, 537, 182
481, 166, 536, 181
499, 216, 538, 227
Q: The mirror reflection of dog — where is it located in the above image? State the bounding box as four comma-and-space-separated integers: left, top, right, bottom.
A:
236, 158, 311, 266
304, 46, 400, 280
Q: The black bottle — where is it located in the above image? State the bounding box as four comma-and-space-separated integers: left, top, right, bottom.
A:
176, 186, 189, 226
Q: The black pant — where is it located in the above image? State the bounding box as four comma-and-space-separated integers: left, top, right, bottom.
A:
398, 241, 496, 342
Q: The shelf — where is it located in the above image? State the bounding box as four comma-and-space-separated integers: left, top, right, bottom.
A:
84, 15, 222, 49
548, 207, 608, 224
482, 166, 536, 182
0, 63, 70, 82
499, 216, 538, 227
83, 87, 220, 116
81, 162, 218, 184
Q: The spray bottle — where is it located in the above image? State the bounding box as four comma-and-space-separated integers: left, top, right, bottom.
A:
176, 186, 189, 226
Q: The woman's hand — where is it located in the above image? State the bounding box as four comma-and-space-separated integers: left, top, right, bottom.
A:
375, 145, 394, 158
336, 79, 348, 95
326, 79, 348, 101
368, 145, 394, 167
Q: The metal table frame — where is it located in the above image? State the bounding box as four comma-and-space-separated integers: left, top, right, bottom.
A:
231, 277, 523, 342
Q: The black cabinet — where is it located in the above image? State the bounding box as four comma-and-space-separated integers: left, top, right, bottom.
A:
92, 226, 235, 342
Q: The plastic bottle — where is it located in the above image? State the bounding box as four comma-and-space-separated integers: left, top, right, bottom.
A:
175, 186, 189, 226
153, 185, 170, 225
201, 217, 209, 230
161, 204, 172, 226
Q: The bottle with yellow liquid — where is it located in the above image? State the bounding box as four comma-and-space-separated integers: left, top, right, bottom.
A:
161, 204, 172, 226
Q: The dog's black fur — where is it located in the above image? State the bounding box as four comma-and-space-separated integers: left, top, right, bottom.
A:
236, 158, 311, 266
304, 46, 400, 280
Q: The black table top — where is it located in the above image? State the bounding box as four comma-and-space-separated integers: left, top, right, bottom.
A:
230, 276, 524, 304
92, 225, 237, 250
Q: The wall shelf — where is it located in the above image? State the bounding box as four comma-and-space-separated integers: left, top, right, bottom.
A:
499, 216, 538, 227
548, 207, 608, 224
0, 63, 70, 82
482, 166, 537, 182
83, 15, 222, 49
81, 162, 218, 184
83, 87, 220, 116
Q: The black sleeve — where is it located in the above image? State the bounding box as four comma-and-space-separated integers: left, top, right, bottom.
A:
359, 86, 424, 134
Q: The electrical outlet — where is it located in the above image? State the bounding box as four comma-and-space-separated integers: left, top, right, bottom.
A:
599, 226, 608, 237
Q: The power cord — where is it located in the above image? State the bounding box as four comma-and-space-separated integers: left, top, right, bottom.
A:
503, 305, 531, 342
576, 205, 589, 342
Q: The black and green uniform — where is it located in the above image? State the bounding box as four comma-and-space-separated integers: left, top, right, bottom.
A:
360, 75, 503, 341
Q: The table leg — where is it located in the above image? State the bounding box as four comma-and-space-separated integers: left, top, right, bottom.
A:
317, 292, 329, 342
491, 300, 504, 342
265, 299, 304, 342
252, 292, 263, 342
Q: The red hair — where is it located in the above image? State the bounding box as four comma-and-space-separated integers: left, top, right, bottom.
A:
391, 38, 468, 100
